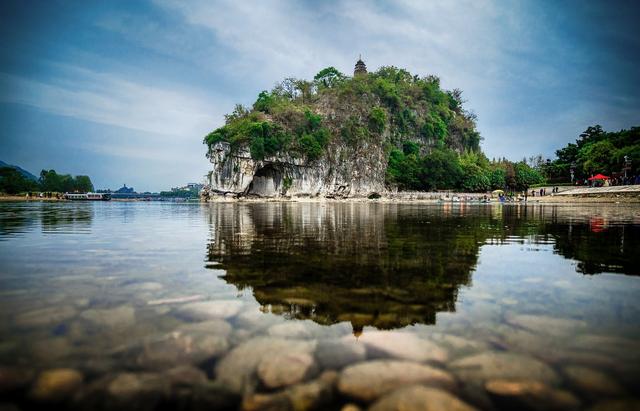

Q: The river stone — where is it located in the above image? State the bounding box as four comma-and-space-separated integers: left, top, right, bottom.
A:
505, 314, 587, 337
315, 339, 367, 370
95, 372, 171, 411
568, 334, 640, 362
164, 365, 208, 386
31, 337, 72, 362
235, 310, 281, 331
485, 379, 580, 411
425, 333, 490, 356
257, 351, 318, 389
268, 321, 317, 339
563, 365, 625, 397
354, 331, 448, 363
136, 330, 229, 369
369, 385, 478, 411
337, 360, 456, 402
215, 337, 316, 394
0, 367, 35, 394
80, 305, 135, 329
177, 300, 243, 320
14, 305, 77, 328
450, 352, 561, 386
178, 319, 233, 338
243, 370, 337, 411
587, 399, 640, 411
29, 368, 83, 402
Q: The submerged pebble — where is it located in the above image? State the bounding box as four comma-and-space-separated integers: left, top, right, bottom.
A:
353, 331, 448, 363
562, 365, 625, 397
29, 368, 83, 402
215, 337, 316, 394
257, 351, 318, 389
177, 300, 243, 321
450, 351, 561, 386
135, 330, 229, 370
485, 379, 580, 410
369, 385, 478, 411
14, 305, 77, 328
337, 360, 456, 402
315, 339, 367, 370
243, 370, 337, 411
505, 314, 587, 337
80, 305, 136, 329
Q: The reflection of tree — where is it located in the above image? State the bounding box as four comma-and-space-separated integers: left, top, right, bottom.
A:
206, 203, 489, 331
0, 203, 94, 237
40, 203, 93, 232
0, 204, 35, 237
205, 204, 640, 331
548, 222, 640, 276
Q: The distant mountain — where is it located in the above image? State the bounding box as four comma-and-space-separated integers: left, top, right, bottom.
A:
0, 161, 38, 181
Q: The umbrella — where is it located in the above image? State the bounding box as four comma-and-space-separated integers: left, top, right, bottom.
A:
492, 189, 504, 194
588, 174, 610, 180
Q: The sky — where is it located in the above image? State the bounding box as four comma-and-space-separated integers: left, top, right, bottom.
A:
1, 0, 639, 192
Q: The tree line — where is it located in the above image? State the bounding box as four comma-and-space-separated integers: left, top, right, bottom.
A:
0, 168, 94, 195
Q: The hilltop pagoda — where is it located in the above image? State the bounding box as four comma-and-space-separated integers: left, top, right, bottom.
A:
354, 56, 367, 76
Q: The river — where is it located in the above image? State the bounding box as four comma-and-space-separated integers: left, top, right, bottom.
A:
0, 201, 639, 410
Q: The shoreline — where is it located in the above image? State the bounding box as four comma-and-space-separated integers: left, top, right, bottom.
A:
2, 192, 639, 205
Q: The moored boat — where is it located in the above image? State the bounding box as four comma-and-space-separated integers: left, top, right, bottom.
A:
64, 192, 111, 201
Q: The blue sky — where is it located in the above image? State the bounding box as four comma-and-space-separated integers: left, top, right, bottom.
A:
1, 0, 638, 191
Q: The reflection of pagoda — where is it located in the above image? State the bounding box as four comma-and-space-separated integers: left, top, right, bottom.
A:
354, 55, 367, 76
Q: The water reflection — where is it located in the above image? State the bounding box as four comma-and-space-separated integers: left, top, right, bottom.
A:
0, 202, 93, 237
205, 203, 640, 331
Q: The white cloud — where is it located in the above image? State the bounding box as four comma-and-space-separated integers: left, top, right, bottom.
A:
0, 68, 225, 138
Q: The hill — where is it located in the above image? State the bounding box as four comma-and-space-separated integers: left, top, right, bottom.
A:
0, 160, 38, 181
202, 60, 542, 198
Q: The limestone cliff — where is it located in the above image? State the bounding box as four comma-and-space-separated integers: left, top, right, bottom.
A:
204, 139, 387, 198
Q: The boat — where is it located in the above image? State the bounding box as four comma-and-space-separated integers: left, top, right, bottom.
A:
64, 192, 111, 201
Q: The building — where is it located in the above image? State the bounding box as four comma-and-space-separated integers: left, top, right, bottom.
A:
115, 184, 135, 194
354, 56, 367, 76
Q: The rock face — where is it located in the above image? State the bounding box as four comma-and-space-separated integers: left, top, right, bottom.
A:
204, 141, 386, 198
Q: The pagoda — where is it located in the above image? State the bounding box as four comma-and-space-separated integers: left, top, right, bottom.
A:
354, 55, 367, 76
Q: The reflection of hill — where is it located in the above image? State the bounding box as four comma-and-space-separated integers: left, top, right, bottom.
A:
205, 203, 491, 331
205, 204, 640, 331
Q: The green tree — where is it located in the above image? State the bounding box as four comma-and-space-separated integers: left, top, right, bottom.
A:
419, 148, 462, 190
74, 175, 94, 193
514, 162, 544, 191
579, 140, 616, 175
313, 67, 345, 88
368, 107, 387, 133
0, 167, 38, 194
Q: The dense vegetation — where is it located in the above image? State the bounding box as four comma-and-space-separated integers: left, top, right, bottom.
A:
0, 168, 94, 194
544, 125, 640, 183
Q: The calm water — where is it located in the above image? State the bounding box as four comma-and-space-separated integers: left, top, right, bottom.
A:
0, 201, 639, 410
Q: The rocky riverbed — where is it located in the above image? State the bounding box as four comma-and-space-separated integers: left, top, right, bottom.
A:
2, 299, 639, 410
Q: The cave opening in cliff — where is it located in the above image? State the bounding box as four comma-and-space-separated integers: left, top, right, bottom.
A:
247, 164, 283, 197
